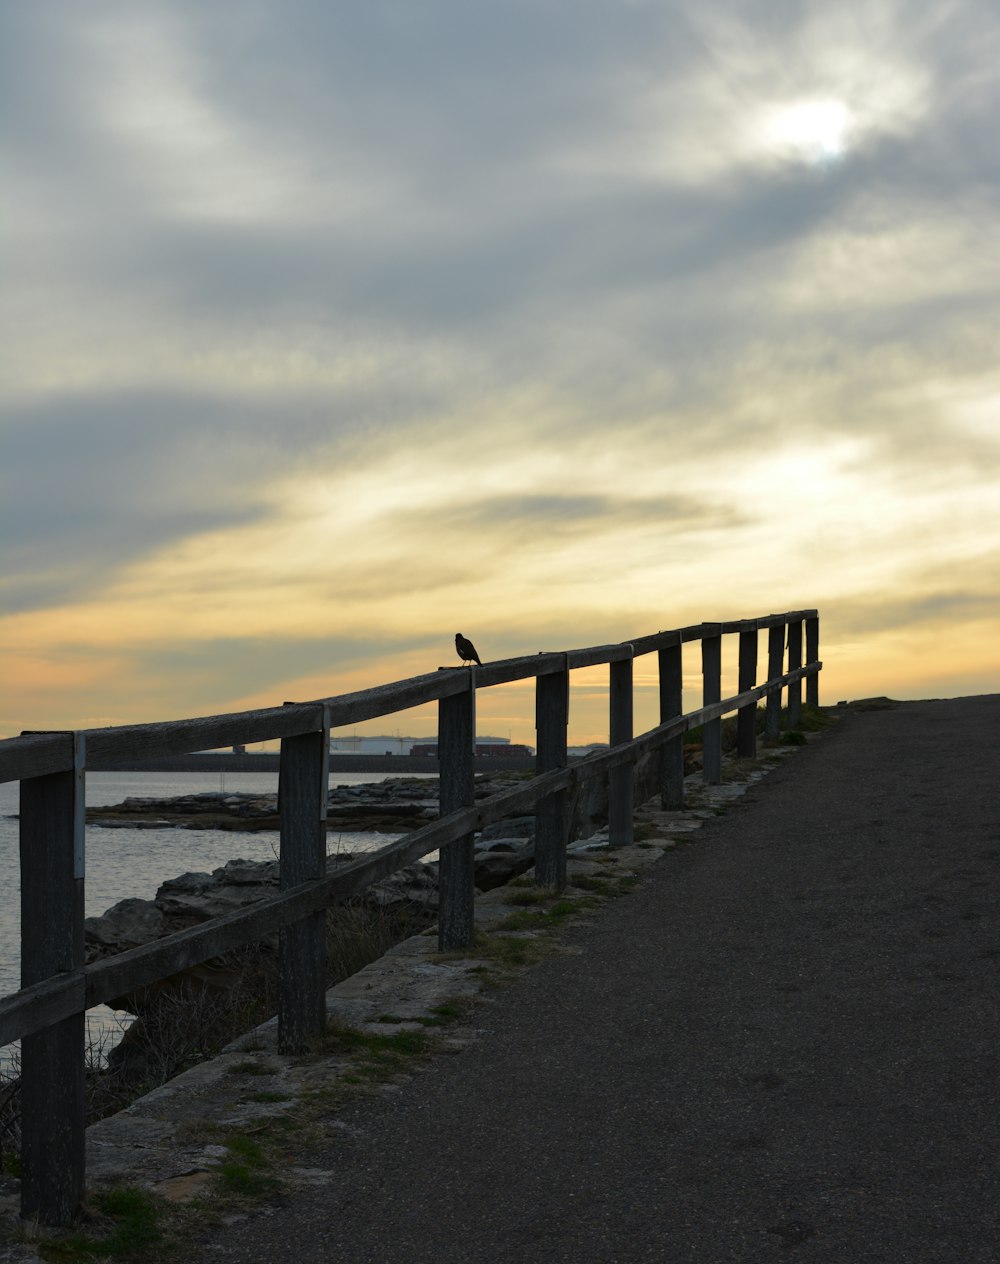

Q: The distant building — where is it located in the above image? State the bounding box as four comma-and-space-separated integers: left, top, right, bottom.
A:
328, 734, 422, 757
409, 741, 534, 758
329, 734, 533, 757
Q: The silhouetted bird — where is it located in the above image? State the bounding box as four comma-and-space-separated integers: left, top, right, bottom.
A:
455, 633, 482, 666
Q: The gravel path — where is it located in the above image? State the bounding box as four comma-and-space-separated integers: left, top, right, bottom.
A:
200, 696, 1000, 1263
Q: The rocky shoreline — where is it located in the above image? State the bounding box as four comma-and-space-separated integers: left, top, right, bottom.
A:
83, 760, 703, 969
82, 775, 570, 1079
86, 775, 446, 833
81, 757, 698, 1075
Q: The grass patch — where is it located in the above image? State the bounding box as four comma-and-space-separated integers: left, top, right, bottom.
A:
31, 1186, 164, 1261
780, 731, 806, 745
246, 1090, 292, 1104
571, 874, 615, 891
502, 887, 552, 907
494, 909, 551, 931
800, 706, 834, 732
472, 932, 553, 970
413, 1002, 465, 1027
316, 1024, 437, 1084
227, 1059, 276, 1076
214, 1135, 280, 1200
215, 1161, 278, 1200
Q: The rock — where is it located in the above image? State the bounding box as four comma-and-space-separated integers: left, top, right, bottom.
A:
216, 858, 279, 885
476, 838, 522, 853
474, 848, 535, 891
153, 864, 278, 923
83, 898, 165, 952
479, 816, 535, 841
365, 863, 439, 910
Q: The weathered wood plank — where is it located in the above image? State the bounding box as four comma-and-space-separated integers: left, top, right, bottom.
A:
701, 626, 723, 784
806, 614, 820, 709
0, 974, 84, 1047
609, 656, 634, 848
535, 664, 569, 889
82, 703, 326, 766
19, 756, 85, 1225
566, 642, 636, 669
629, 629, 683, 657
765, 623, 785, 744
658, 642, 684, 809
737, 626, 758, 759
787, 619, 804, 729
0, 733, 74, 784
437, 683, 476, 951
278, 727, 328, 1054
473, 652, 567, 687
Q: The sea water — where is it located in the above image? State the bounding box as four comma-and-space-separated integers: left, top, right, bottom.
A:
0, 770, 426, 1060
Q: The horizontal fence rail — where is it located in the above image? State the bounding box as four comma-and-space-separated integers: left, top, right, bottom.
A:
0, 611, 820, 1224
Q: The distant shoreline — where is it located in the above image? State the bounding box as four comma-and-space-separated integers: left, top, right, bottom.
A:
89, 752, 536, 775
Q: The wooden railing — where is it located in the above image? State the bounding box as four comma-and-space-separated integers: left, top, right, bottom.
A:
0, 610, 820, 1223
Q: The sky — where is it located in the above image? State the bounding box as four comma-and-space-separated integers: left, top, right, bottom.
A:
2, 0, 999, 749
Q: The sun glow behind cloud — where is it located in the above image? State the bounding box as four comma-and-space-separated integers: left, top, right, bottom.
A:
762, 98, 853, 162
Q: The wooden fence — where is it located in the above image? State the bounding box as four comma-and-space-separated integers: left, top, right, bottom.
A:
0, 610, 820, 1223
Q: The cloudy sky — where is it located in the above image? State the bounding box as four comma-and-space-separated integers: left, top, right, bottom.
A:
2, 0, 999, 746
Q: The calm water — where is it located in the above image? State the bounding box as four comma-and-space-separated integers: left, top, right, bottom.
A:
0, 770, 422, 1056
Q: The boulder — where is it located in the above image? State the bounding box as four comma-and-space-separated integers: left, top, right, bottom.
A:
83, 898, 165, 953
474, 848, 535, 891
479, 816, 535, 841
364, 862, 439, 910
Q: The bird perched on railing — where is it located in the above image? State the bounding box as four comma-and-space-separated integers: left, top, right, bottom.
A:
455, 633, 482, 666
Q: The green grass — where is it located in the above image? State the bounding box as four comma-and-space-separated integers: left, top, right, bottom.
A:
473, 932, 552, 970
227, 1059, 276, 1076
502, 887, 552, 907
571, 874, 615, 891
413, 1002, 465, 1027
318, 1024, 436, 1083
494, 909, 551, 931
32, 1186, 163, 1261
214, 1135, 280, 1200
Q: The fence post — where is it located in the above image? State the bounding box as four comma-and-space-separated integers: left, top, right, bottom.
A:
658, 637, 684, 809
278, 719, 329, 1054
19, 733, 85, 1225
701, 625, 722, 784
764, 622, 784, 744
609, 652, 634, 848
535, 661, 569, 889
438, 679, 476, 950
805, 614, 820, 709
787, 619, 803, 729
736, 622, 758, 759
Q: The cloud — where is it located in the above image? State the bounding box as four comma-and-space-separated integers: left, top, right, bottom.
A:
2, 0, 999, 735
0, 390, 274, 612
